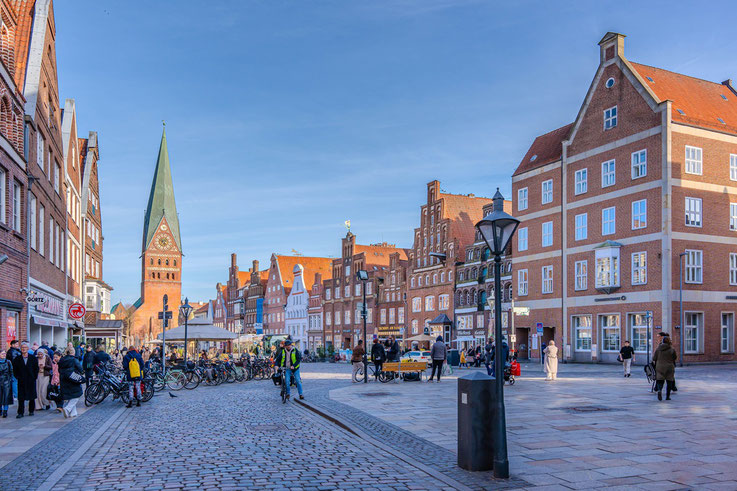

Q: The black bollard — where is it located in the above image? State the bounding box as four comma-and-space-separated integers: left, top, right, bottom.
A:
457, 371, 495, 471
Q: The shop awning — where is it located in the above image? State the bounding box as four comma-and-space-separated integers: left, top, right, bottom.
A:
31, 316, 66, 328
84, 319, 123, 338
157, 318, 237, 341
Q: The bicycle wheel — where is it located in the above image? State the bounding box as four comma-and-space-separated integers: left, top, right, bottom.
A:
85, 382, 103, 407
234, 366, 246, 382
120, 389, 131, 406
379, 371, 394, 384
281, 377, 288, 403
166, 370, 186, 390
141, 378, 155, 402
225, 369, 236, 384
352, 365, 364, 383
184, 371, 201, 390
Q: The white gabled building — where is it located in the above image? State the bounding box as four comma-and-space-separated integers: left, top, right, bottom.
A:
285, 264, 309, 350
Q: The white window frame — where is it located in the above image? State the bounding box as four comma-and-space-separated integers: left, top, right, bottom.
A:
541, 265, 553, 294
425, 295, 435, 312
12, 181, 21, 232
685, 249, 703, 284
604, 106, 617, 130
630, 313, 649, 353
0, 168, 5, 224
518, 227, 528, 252
730, 203, 737, 231
573, 315, 592, 351
730, 253, 737, 286
721, 313, 734, 354
730, 154, 737, 181
631, 252, 647, 285
684, 312, 702, 354
602, 207, 615, 236
631, 149, 647, 179
517, 269, 528, 296
575, 213, 587, 241
685, 146, 702, 175
631, 199, 647, 230
574, 260, 587, 291
39, 205, 44, 256
517, 187, 528, 211
574, 168, 587, 195
541, 221, 553, 247
685, 197, 702, 227
412, 297, 421, 313
541, 179, 553, 205
595, 246, 620, 289
599, 314, 621, 352
30, 195, 36, 250
602, 159, 616, 187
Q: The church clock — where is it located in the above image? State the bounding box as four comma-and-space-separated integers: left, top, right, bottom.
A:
155, 234, 171, 251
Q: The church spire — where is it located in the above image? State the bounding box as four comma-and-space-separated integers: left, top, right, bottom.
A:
143, 126, 181, 252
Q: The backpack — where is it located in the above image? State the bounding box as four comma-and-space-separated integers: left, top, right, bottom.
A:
128, 357, 142, 379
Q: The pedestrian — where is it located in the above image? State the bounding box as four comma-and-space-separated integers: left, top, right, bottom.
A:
491, 338, 510, 378
653, 336, 677, 401
275, 339, 303, 402
39, 340, 50, 354
59, 347, 84, 418
123, 346, 145, 408
75, 342, 85, 361
7, 340, 20, 399
35, 348, 52, 410
543, 340, 558, 381
371, 338, 385, 381
428, 336, 447, 382
656, 332, 677, 392
459, 350, 467, 368
0, 350, 13, 418
112, 349, 123, 369
82, 344, 96, 386
619, 340, 635, 378
50, 351, 62, 412
484, 345, 493, 376
94, 345, 111, 367
475, 345, 482, 367
387, 335, 400, 362
29, 342, 38, 355
11, 342, 39, 418
351, 340, 365, 382
142, 347, 151, 366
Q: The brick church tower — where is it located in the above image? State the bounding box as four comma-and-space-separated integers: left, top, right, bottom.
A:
129, 128, 182, 344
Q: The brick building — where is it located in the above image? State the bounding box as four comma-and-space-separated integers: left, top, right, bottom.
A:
212, 284, 226, 329
406, 181, 491, 346
285, 260, 332, 350
0, 0, 29, 347
376, 252, 408, 343
511, 32, 737, 364
225, 253, 252, 334
323, 233, 407, 349
244, 260, 268, 335
307, 272, 326, 351
129, 129, 182, 344
453, 198, 512, 351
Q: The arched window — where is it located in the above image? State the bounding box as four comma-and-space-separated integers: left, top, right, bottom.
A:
157, 273, 160, 279
174, 259, 177, 266
166, 273, 169, 279
479, 290, 487, 305
411, 277, 415, 288
481, 267, 487, 280
465, 291, 470, 305
432, 274, 437, 284
459, 271, 465, 282
425, 274, 429, 285
418, 276, 422, 287
471, 267, 477, 279
151, 272, 155, 279
172, 273, 175, 280
166, 259, 169, 266
158, 259, 161, 265
472, 290, 478, 304
483, 248, 490, 261
150, 258, 153, 266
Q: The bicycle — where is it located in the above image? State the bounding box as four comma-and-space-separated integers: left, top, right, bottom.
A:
352, 362, 376, 382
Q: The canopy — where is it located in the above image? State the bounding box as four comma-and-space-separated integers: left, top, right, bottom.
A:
406, 334, 436, 342
157, 318, 237, 341
453, 336, 475, 343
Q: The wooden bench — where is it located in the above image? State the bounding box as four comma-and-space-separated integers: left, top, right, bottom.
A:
382, 361, 427, 381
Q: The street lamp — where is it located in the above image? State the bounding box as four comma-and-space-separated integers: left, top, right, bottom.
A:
357, 269, 369, 384
475, 188, 519, 479
678, 252, 686, 367
179, 297, 193, 369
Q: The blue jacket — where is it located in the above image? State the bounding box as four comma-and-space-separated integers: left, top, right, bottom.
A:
123, 350, 145, 381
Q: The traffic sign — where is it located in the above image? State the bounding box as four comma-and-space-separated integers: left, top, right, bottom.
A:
68, 302, 86, 320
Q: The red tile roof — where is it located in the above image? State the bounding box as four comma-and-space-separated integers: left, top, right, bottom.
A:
513, 123, 573, 177
437, 192, 493, 251
275, 256, 333, 291
354, 243, 408, 268
630, 62, 737, 135
12, 0, 34, 92
237, 271, 250, 287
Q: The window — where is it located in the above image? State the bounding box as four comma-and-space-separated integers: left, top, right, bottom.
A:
685, 197, 702, 227
573, 315, 592, 351
37, 134, 44, 171
730, 253, 737, 286
325, 312, 331, 326
412, 297, 421, 313
39, 206, 44, 256
355, 284, 361, 296
630, 252, 647, 285
722, 313, 734, 354
684, 313, 702, 353
345, 265, 350, 277
30, 195, 36, 249
541, 266, 553, 294
730, 203, 737, 231
425, 296, 434, 311
438, 294, 449, 310
411, 319, 418, 335
518, 227, 528, 252
604, 106, 617, 129
48, 218, 54, 264
542, 221, 553, 247
602, 159, 616, 187
388, 308, 395, 324
398, 307, 404, 324
631, 150, 647, 179
54, 164, 60, 194
335, 311, 340, 325
600, 315, 620, 352
629, 313, 649, 353
685, 249, 703, 284
631, 199, 647, 230
334, 288, 339, 299
541, 180, 553, 204
595, 245, 620, 289
0, 168, 5, 224
12, 181, 21, 232
517, 187, 528, 211
344, 285, 349, 298
731, 154, 737, 181
517, 270, 528, 296
325, 289, 331, 300
602, 207, 615, 236
685, 146, 702, 175
366, 282, 372, 295
574, 169, 587, 195
575, 213, 587, 241
574, 261, 587, 291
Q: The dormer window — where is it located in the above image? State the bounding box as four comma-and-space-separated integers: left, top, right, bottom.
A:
604, 106, 617, 130
595, 241, 621, 294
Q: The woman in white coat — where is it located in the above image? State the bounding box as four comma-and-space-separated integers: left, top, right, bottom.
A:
543, 340, 558, 381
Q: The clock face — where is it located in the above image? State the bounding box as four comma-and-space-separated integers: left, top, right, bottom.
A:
156, 235, 171, 250
161, 224, 168, 231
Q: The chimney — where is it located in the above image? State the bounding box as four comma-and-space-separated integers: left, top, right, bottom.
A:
315, 272, 322, 285
253, 259, 259, 272
231, 253, 237, 267
427, 180, 439, 204
598, 32, 625, 64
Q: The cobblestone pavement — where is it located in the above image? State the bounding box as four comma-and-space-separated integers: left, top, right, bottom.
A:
329, 361, 737, 490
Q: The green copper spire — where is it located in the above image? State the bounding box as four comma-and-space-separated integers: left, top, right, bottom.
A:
142, 126, 181, 252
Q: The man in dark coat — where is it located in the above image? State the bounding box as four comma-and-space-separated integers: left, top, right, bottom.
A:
59, 349, 84, 417
82, 345, 96, 386
387, 336, 400, 362
94, 345, 111, 366
371, 338, 386, 381
7, 340, 20, 399
123, 347, 145, 408
11, 342, 39, 418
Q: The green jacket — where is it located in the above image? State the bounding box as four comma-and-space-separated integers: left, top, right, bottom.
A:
276, 348, 301, 370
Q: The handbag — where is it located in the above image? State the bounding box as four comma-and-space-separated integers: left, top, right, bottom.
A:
47, 383, 61, 401
617, 354, 623, 363
67, 370, 85, 384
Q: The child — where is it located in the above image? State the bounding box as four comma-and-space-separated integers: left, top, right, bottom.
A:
459, 350, 467, 368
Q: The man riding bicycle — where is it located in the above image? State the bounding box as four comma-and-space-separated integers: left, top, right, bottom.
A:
275, 339, 303, 402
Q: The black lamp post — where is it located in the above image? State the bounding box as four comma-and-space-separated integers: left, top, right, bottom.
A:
179, 298, 193, 368
357, 270, 369, 384
475, 188, 519, 479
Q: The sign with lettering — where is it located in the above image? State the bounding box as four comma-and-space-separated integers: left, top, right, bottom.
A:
30, 292, 64, 316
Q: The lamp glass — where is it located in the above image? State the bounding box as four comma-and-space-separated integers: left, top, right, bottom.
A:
180, 297, 193, 318
357, 270, 369, 281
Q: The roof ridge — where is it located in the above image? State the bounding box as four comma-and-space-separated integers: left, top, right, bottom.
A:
630, 61, 727, 88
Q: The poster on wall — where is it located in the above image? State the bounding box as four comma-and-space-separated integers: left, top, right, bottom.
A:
6, 313, 17, 341
531, 334, 538, 350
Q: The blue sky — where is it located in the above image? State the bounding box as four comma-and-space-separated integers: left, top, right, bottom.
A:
55, 1, 736, 305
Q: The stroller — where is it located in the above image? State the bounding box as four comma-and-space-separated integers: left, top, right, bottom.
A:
504, 359, 521, 385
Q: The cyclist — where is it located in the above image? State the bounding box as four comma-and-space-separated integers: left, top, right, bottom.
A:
275, 339, 303, 402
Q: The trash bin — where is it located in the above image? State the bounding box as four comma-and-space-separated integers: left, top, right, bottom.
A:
448, 349, 460, 367
457, 371, 495, 471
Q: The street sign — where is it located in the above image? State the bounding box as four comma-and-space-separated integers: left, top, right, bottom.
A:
509, 334, 517, 343
68, 302, 86, 319
513, 306, 530, 316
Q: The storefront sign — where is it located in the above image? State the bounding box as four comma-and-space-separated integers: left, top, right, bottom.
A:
25, 294, 45, 306
33, 292, 63, 317
69, 302, 86, 319
456, 329, 472, 337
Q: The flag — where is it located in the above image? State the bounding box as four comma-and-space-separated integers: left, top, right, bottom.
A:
344, 220, 351, 230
